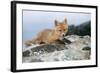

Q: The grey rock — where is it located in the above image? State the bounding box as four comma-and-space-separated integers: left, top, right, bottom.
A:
23, 35, 91, 63
23, 50, 30, 57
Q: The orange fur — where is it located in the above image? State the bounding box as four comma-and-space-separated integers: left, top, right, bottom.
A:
25, 18, 68, 45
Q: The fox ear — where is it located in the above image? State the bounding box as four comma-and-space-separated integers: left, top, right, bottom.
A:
55, 20, 58, 26
64, 18, 67, 24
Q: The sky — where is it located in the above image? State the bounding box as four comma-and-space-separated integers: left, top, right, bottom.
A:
23, 10, 91, 41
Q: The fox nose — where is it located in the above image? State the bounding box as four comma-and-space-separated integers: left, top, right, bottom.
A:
62, 34, 65, 37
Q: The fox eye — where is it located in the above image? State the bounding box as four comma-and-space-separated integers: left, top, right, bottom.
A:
64, 29, 66, 31
59, 30, 62, 32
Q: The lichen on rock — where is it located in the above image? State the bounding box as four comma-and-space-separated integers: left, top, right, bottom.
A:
23, 35, 91, 63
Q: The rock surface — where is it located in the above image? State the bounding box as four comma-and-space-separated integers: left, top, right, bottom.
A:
22, 35, 91, 63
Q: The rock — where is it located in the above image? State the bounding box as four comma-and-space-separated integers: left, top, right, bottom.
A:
65, 35, 90, 46
62, 38, 72, 44
23, 50, 30, 57
65, 35, 81, 42
23, 35, 91, 63
82, 47, 91, 51
23, 44, 68, 57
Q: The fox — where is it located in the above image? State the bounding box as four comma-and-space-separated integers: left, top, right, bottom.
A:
25, 18, 68, 46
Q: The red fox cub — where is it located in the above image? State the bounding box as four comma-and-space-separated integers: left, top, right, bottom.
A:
25, 18, 68, 46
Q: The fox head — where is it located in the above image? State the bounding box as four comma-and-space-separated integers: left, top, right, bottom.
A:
54, 18, 68, 38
